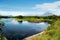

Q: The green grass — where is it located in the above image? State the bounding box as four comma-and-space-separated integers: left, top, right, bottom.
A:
0, 22, 7, 40
1, 36, 7, 40
0, 22, 5, 26
29, 19, 60, 40
15, 18, 54, 23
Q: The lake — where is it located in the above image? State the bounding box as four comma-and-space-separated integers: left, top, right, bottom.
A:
0, 18, 50, 40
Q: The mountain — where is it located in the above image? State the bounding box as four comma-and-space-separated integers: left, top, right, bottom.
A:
41, 12, 54, 16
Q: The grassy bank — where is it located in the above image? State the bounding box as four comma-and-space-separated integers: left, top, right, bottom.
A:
27, 19, 60, 40
15, 15, 58, 23
15, 18, 54, 24
0, 22, 7, 40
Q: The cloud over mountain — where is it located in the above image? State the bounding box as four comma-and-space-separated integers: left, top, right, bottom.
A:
33, 1, 60, 16
0, 1, 60, 16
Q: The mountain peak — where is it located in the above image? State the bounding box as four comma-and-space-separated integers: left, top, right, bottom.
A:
42, 12, 54, 16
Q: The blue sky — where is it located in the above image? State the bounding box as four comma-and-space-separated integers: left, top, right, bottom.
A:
0, 0, 60, 16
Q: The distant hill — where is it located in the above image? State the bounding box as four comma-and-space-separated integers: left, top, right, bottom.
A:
41, 12, 54, 16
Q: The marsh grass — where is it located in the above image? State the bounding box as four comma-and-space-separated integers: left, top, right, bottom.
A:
27, 19, 60, 40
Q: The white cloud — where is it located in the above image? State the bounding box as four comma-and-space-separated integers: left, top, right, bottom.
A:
0, 10, 37, 16
0, 11, 24, 16
33, 1, 60, 16
0, 1, 60, 16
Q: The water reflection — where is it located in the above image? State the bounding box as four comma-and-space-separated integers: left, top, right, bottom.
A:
0, 18, 50, 40
18, 20, 23, 23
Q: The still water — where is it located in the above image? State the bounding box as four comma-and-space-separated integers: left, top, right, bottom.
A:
0, 18, 50, 40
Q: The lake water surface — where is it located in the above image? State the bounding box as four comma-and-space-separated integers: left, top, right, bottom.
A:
0, 18, 50, 40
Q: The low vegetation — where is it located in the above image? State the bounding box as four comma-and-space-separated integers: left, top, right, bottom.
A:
15, 15, 58, 22
0, 22, 7, 40
28, 19, 60, 40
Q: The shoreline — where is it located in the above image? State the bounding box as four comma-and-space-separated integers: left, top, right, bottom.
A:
23, 31, 45, 40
